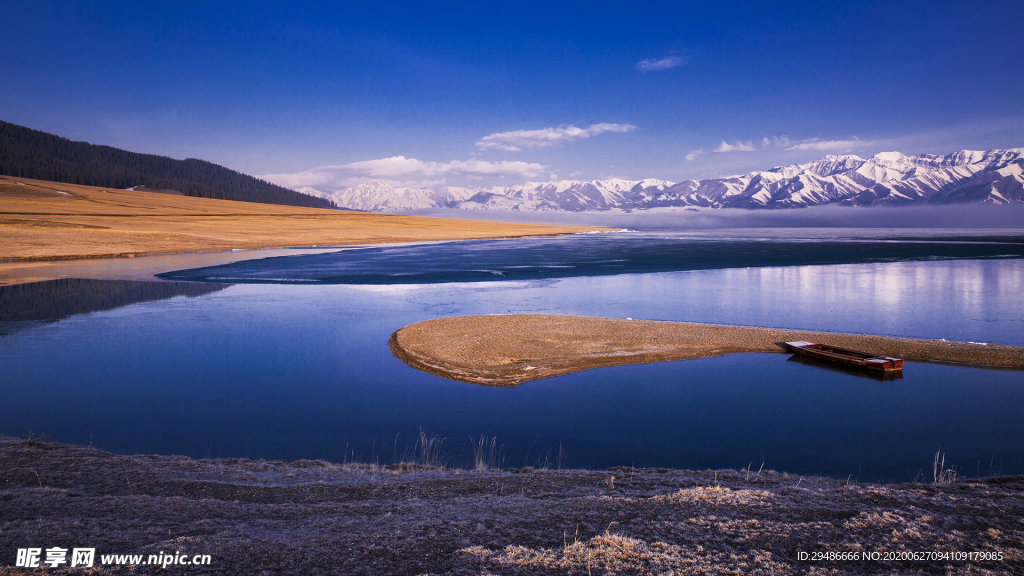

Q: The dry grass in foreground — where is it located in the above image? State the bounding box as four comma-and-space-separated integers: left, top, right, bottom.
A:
0, 175, 602, 284
390, 314, 1024, 385
0, 436, 1021, 575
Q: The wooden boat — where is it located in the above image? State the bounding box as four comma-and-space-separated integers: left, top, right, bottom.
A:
785, 353, 904, 381
783, 341, 903, 373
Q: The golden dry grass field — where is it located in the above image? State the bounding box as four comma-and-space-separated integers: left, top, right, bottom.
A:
0, 175, 603, 285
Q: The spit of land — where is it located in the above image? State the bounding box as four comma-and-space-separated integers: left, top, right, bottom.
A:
390, 314, 1024, 386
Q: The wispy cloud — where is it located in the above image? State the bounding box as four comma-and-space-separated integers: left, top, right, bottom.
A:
262, 156, 546, 190
763, 136, 791, 148
637, 55, 686, 72
786, 137, 868, 152
714, 140, 756, 153
475, 123, 635, 152
343, 156, 546, 178
687, 135, 870, 160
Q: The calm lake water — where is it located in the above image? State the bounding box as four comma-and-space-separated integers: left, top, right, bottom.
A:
2, 228, 1023, 482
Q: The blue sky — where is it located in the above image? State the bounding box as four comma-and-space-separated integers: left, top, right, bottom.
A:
3, 0, 1023, 190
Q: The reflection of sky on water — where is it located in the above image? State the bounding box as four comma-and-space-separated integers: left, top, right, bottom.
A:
404, 259, 1022, 344
1, 247, 1022, 482
726, 261, 1021, 342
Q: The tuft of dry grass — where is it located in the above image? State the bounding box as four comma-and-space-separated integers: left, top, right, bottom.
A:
472, 435, 502, 471
650, 485, 775, 507
412, 427, 447, 469
933, 450, 959, 485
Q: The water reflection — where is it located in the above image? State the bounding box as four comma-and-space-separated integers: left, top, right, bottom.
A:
0, 278, 228, 333
785, 354, 905, 381
693, 261, 1024, 343
0, 246, 345, 286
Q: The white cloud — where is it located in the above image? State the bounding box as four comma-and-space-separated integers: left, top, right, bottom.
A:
475, 123, 635, 152
446, 158, 547, 178
342, 156, 440, 178
262, 156, 546, 190
714, 140, 756, 153
259, 168, 337, 189
762, 136, 791, 148
637, 55, 686, 72
693, 135, 868, 157
787, 137, 868, 152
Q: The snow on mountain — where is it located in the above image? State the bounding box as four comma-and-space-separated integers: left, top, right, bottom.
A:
632, 148, 1024, 210
295, 180, 476, 211
297, 148, 1024, 212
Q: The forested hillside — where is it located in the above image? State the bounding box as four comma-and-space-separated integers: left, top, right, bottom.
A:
0, 121, 334, 208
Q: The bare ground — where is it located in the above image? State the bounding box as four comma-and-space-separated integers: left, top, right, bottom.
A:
0, 436, 1021, 575
389, 314, 1024, 386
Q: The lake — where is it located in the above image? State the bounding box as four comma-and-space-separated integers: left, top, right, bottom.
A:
2, 228, 1022, 482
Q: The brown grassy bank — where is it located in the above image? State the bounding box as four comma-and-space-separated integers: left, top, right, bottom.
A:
0, 175, 604, 285
390, 314, 1024, 386
0, 436, 1020, 575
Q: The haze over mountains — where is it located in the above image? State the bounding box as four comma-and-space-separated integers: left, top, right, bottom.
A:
290, 148, 1024, 212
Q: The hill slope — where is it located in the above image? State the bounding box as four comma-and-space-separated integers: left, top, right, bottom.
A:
0, 120, 334, 209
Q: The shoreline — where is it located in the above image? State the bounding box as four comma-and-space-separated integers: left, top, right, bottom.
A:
0, 246, 347, 286
0, 230, 588, 264
390, 314, 1024, 386
0, 235, 577, 287
0, 175, 605, 286
1, 435, 1020, 574
0, 232, 597, 287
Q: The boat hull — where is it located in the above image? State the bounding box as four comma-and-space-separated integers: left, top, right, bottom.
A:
783, 341, 903, 373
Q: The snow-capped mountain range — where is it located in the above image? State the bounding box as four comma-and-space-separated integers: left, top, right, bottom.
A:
295, 148, 1024, 212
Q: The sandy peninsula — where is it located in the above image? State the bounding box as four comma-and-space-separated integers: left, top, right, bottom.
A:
0, 176, 604, 285
389, 314, 1024, 386
1, 435, 1020, 575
